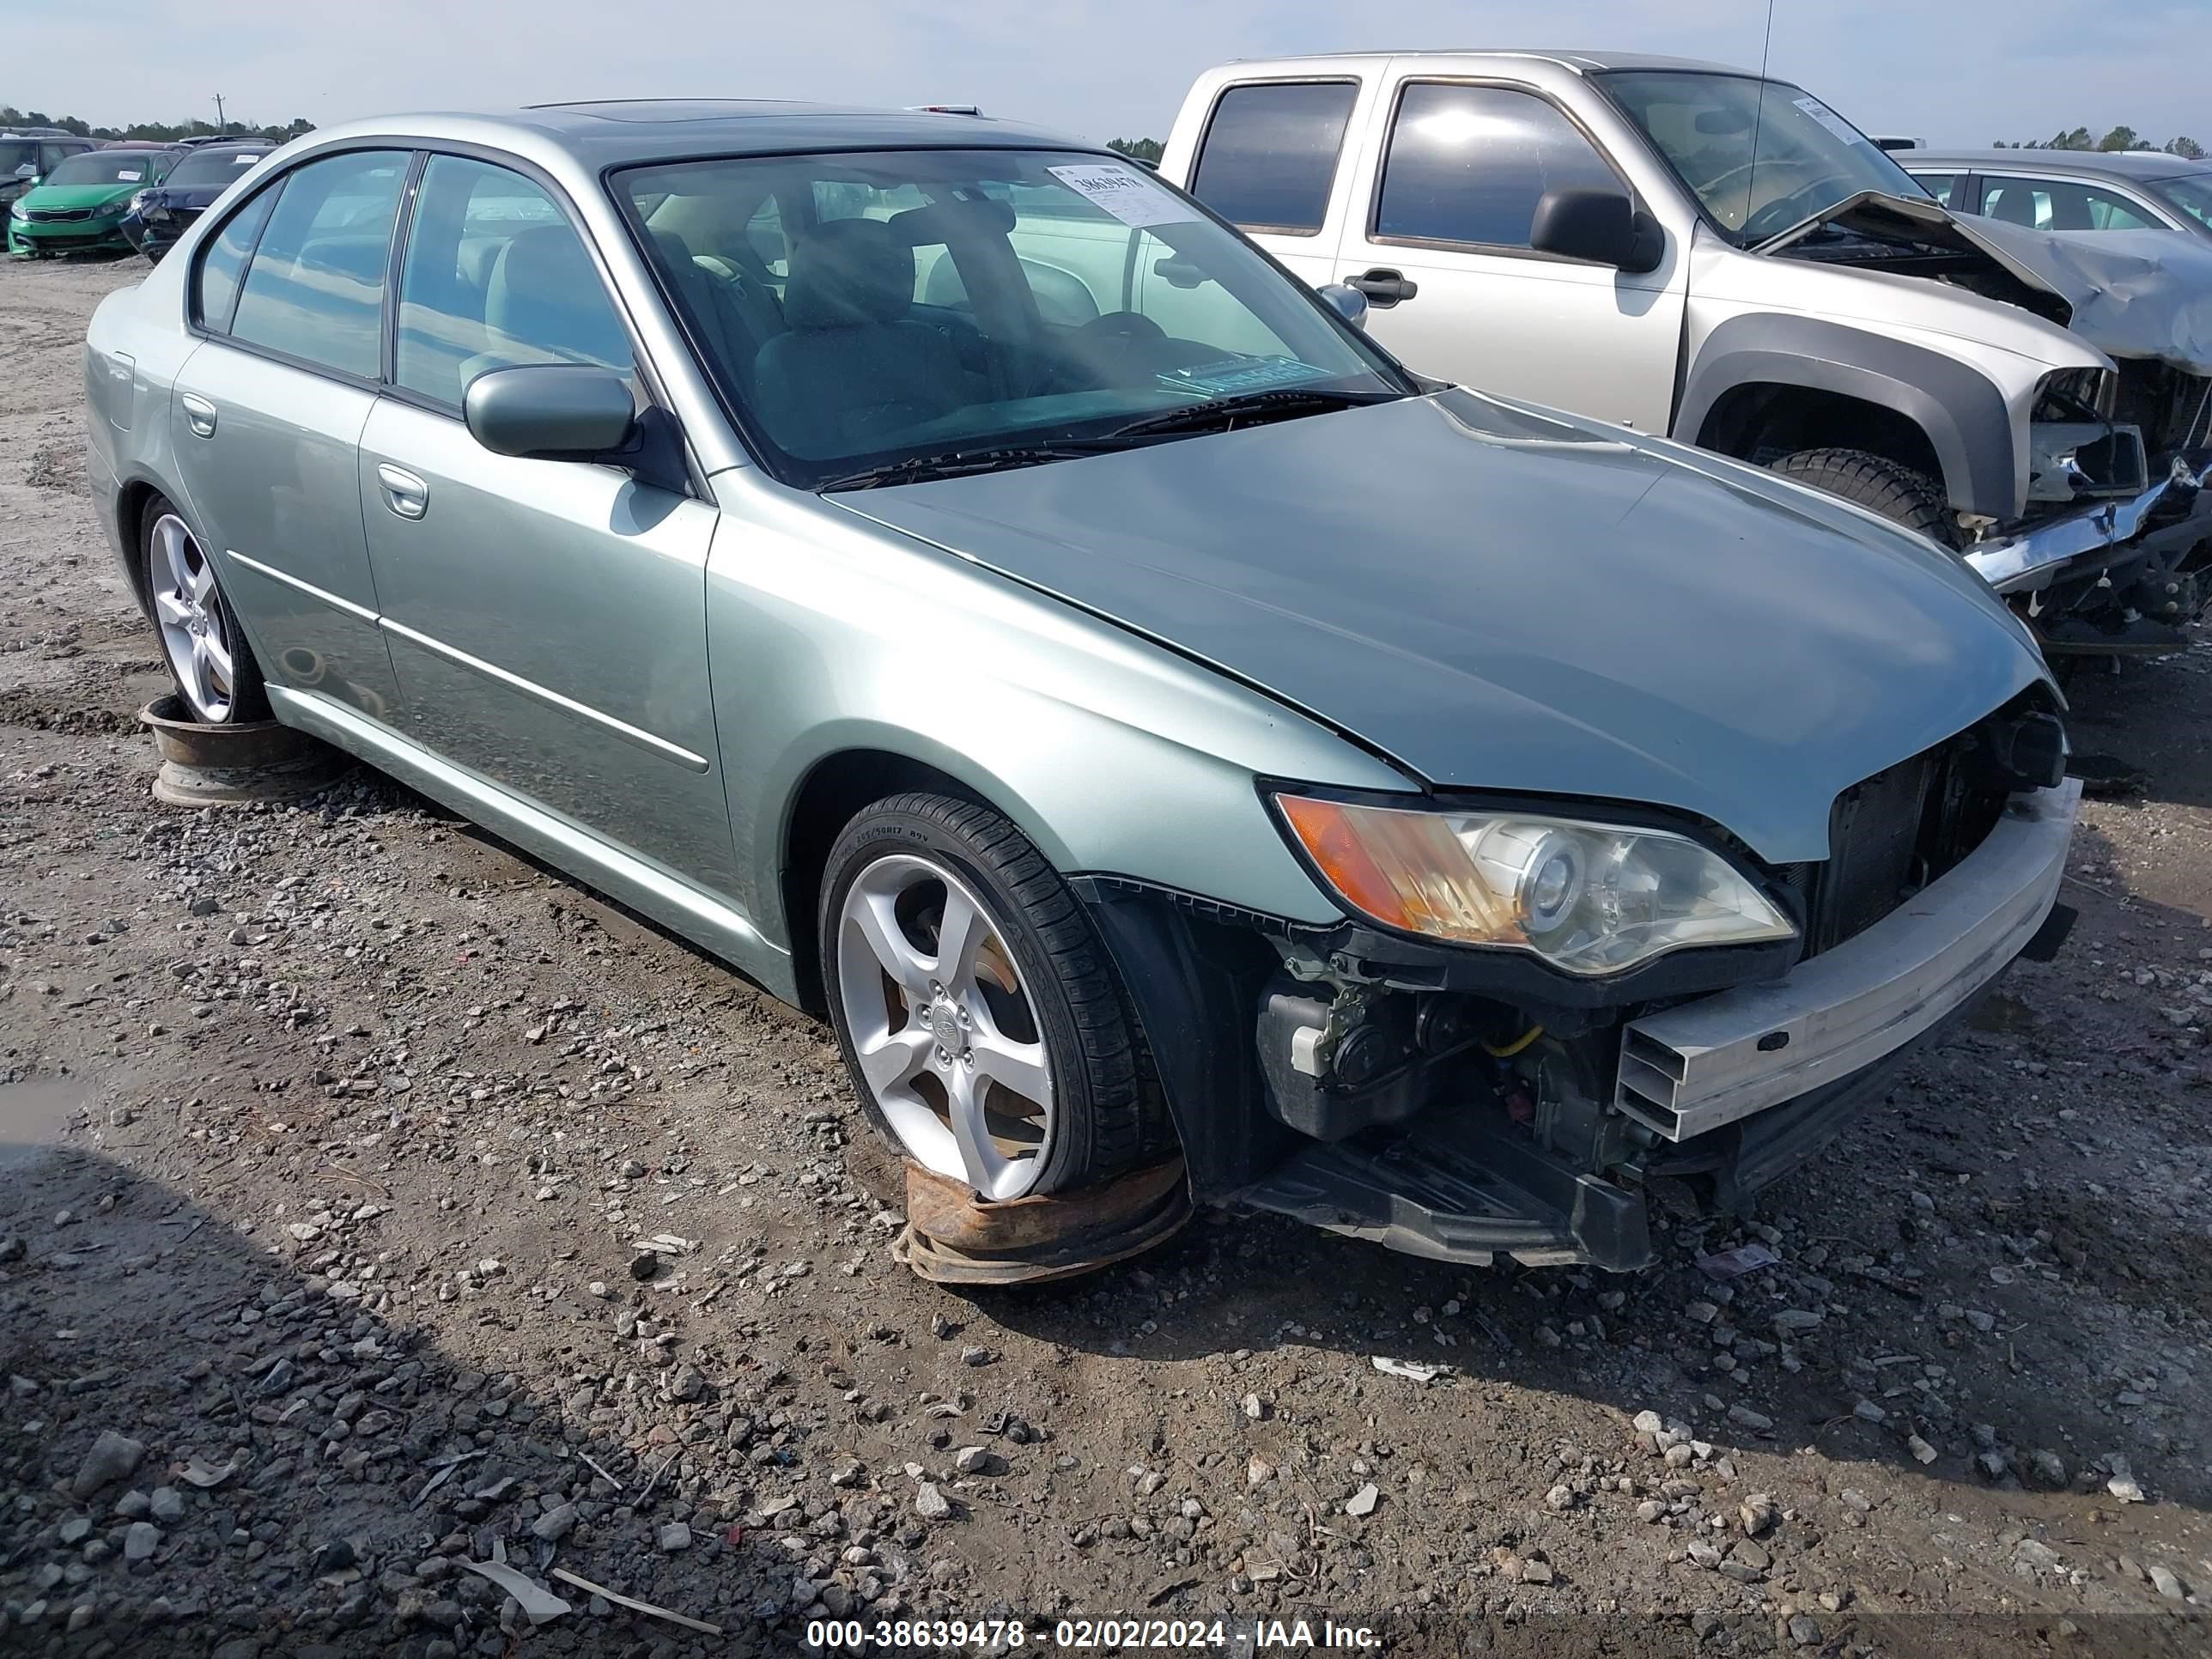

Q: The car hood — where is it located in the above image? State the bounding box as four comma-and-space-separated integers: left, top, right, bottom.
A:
831, 391, 2048, 865
1756, 188, 2212, 377
146, 183, 232, 212
21, 183, 136, 213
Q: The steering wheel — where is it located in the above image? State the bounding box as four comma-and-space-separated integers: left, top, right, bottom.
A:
1739, 179, 1849, 242
1076, 311, 1168, 346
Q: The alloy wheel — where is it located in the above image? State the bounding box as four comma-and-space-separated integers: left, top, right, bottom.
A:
835, 853, 1055, 1200
149, 513, 239, 723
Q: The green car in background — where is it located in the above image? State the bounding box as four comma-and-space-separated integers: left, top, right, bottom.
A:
8, 145, 177, 258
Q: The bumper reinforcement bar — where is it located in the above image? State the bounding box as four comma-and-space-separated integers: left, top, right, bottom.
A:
1613, 779, 2079, 1143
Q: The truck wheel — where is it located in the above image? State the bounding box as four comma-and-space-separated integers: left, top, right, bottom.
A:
1771, 447, 1963, 551
819, 792, 1152, 1201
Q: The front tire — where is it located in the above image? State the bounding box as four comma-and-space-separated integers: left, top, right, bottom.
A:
1771, 447, 1963, 550
819, 793, 1149, 1201
140, 495, 268, 724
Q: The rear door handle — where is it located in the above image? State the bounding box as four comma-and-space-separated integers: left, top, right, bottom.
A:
1346, 268, 1419, 307
180, 392, 216, 438
376, 464, 428, 520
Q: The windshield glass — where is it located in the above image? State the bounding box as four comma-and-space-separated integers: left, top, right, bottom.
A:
2150, 173, 2212, 229
1600, 71, 1932, 246
167, 149, 264, 189
0, 141, 40, 176
43, 152, 165, 189
616, 147, 1407, 486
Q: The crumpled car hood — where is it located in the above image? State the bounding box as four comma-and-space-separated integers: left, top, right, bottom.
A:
1958, 217, 2212, 379
832, 391, 2048, 865
1757, 188, 2212, 377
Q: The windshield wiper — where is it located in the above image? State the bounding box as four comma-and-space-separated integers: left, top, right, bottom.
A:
1106, 386, 1400, 441
815, 441, 1128, 493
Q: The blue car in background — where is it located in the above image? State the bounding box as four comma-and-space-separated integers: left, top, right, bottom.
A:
120, 142, 269, 261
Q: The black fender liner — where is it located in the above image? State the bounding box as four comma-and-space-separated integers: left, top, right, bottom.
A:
1676, 313, 2019, 517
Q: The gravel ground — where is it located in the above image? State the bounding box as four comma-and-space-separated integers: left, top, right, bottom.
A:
2, 254, 2209, 1659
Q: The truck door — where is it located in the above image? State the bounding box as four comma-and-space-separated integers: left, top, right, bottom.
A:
1332, 74, 1686, 434
1166, 67, 1384, 289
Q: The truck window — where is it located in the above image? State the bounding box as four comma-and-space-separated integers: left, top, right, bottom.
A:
1189, 81, 1358, 234
1374, 83, 1619, 250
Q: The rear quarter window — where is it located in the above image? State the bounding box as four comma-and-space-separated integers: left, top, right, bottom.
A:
1188, 81, 1358, 234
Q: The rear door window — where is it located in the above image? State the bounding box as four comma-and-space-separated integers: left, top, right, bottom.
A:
1188, 81, 1358, 234
1980, 177, 2160, 231
191, 184, 283, 334
227, 149, 410, 380
1375, 82, 1620, 250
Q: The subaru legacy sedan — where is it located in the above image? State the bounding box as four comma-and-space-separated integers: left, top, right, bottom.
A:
85, 102, 2078, 1273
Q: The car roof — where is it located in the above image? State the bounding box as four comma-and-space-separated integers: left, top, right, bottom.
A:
1215, 48, 1753, 76
1901, 147, 2212, 183
296, 100, 1096, 171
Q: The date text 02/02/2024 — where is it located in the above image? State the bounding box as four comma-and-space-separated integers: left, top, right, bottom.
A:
804, 1617, 1384, 1650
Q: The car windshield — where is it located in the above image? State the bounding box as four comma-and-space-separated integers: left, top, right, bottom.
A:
2149, 173, 2212, 229
166, 149, 264, 189
615, 146, 1408, 487
0, 141, 40, 176
1600, 70, 1933, 246
42, 152, 164, 189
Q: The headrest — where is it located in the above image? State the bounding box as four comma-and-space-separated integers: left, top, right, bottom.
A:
782, 216, 915, 329
489, 222, 604, 320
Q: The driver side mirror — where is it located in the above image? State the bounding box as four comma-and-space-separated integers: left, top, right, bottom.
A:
1530, 188, 1664, 274
1316, 282, 1370, 330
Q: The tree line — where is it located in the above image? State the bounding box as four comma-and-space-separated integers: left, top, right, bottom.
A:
1, 106, 314, 146
1993, 126, 2203, 160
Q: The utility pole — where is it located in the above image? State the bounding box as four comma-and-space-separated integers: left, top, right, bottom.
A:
213, 93, 227, 131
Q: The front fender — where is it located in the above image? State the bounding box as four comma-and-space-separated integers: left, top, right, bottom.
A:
1677, 312, 2020, 517
702, 471, 1415, 959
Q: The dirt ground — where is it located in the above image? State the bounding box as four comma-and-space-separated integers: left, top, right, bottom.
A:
2, 254, 2209, 1659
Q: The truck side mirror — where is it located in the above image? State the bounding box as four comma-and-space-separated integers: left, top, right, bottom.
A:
1531, 188, 1664, 274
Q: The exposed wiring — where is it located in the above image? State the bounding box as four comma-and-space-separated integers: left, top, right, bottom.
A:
1484, 1024, 1546, 1059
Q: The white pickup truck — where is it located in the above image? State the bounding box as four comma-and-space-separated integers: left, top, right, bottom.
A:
1155, 51, 2212, 648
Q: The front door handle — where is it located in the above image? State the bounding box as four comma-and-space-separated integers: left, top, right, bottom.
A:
180, 392, 216, 438
1346, 268, 1419, 307
376, 464, 428, 520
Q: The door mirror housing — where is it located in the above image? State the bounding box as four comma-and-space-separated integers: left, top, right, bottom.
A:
1316, 282, 1370, 330
1530, 188, 1664, 274
464, 364, 637, 459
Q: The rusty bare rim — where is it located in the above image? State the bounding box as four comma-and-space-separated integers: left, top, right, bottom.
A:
836, 853, 1054, 1200
138, 695, 346, 806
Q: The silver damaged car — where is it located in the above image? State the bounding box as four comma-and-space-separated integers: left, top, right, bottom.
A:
85, 100, 2081, 1272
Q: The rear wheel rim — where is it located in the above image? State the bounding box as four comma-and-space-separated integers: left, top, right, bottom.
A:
149, 513, 237, 723
835, 853, 1055, 1200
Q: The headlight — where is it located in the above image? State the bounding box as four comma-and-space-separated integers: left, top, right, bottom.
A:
8, 198, 27, 221
1275, 795, 1796, 975
128, 191, 152, 212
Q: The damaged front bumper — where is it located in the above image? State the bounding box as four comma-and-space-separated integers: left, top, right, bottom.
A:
1084, 779, 2080, 1274
1966, 453, 2211, 597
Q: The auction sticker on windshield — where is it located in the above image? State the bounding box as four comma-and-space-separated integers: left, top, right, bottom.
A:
1159, 355, 1333, 398
1047, 163, 1193, 228
1791, 96, 1869, 149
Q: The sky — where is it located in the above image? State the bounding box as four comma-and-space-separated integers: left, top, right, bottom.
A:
9, 0, 2207, 150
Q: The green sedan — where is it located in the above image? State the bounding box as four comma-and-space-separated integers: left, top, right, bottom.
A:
8, 147, 173, 257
